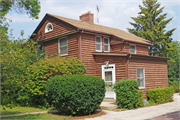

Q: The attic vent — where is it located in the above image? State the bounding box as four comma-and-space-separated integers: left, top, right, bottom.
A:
45, 23, 53, 33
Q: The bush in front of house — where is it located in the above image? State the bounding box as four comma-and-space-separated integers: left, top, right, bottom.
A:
147, 86, 174, 104
114, 78, 139, 109
168, 80, 180, 93
138, 91, 144, 107
46, 75, 105, 116
17, 57, 86, 108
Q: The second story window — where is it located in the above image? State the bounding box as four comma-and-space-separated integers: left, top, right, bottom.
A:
130, 45, 136, 54
104, 38, 110, 52
96, 36, 102, 52
59, 37, 68, 56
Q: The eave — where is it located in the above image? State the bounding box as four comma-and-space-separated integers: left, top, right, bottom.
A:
128, 54, 171, 60
92, 52, 128, 56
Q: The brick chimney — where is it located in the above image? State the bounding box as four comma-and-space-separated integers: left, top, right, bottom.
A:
80, 11, 94, 24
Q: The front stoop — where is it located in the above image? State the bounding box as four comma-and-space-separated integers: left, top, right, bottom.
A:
98, 102, 118, 110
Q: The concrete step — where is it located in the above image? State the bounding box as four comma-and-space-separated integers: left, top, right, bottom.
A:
103, 98, 116, 102
99, 102, 118, 110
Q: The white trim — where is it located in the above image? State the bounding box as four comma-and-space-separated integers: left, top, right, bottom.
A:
102, 64, 116, 99
95, 36, 102, 52
104, 37, 110, 52
58, 36, 68, 56
45, 23, 53, 33
129, 44, 136, 54
136, 68, 145, 89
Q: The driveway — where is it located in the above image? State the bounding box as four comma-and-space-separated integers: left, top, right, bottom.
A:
85, 93, 180, 120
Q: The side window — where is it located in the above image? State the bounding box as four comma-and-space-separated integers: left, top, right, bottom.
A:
130, 45, 136, 54
59, 37, 68, 56
137, 68, 145, 89
104, 38, 110, 52
96, 36, 102, 52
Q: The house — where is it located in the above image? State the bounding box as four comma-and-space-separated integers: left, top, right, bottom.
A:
31, 11, 170, 99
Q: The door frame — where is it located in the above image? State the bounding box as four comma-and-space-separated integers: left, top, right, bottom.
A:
102, 64, 116, 99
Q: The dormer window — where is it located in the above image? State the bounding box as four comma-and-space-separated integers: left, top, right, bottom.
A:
45, 23, 53, 33
130, 45, 136, 54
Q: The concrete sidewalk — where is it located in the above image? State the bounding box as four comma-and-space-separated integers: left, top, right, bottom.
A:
86, 93, 180, 120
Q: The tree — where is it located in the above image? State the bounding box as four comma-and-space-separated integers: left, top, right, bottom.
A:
167, 41, 180, 82
127, 0, 176, 57
0, 0, 41, 23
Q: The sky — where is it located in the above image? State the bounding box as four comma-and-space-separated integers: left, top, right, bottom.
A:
6, 0, 180, 42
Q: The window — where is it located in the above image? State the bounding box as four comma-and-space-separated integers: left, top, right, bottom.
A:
104, 38, 110, 52
58, 37, 68, 56
96, 36, 102, 52
130, 45, 136, 54
137, 68, 145, 88
45, 23, 53, 33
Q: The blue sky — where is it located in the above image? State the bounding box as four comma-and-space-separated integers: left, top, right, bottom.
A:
6, 0, 180, 42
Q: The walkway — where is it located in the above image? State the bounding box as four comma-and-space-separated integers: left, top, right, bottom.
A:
85, 93, 180, 120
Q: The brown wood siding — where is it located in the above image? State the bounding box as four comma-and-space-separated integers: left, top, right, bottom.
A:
32, 16, 75, 42
43, 33, 79, 58
136, 45, 148, 55
111, 43, 123, 52
129, 58, 168, 98
81, 33, 96, 75
94, 56, 126, 81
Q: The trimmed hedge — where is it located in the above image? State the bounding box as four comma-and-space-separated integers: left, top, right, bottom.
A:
147, 86, 174, 104
138, 91, 144, 107
46, 75, 105, 116
114, 78, 139, 109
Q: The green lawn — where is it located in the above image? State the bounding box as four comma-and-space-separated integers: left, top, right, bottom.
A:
1, 113, 71, 119
1, 106, 53, 115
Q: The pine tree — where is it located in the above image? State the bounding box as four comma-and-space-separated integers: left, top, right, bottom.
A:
127, 0, 176, 57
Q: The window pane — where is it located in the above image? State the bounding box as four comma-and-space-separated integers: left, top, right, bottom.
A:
96, 37, 101, 43
60, 38, 67, 46
105, 71, 112, 81
104, 38, 109, 44
60, 46, 67, 55
130, 45, 135, 53
104, 45, 109, 52
105, 82, 113, 92
96, 44, 101, 51
137, 69, 143, 77
137, 78, 144, 87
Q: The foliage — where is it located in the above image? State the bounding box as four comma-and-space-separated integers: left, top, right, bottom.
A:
147, 86, 174, 104
167, 41, 180, 81
1, 26, 45, 107
138, 91, 144, 107
17, 57, 86, 108
127, 0, 176, 57
114, 78, 139, 109
0, 0, 40, 23
171, 85, 180, 93
46, 75, 105, 116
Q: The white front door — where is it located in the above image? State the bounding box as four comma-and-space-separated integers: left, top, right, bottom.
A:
102, 64, 116, 99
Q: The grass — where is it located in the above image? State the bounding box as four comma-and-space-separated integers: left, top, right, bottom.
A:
1, 105, 53, 115
1, 111, 106, 119
1, 113, 71, 119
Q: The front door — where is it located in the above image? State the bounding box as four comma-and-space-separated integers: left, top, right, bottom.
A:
102, 64, 116, 99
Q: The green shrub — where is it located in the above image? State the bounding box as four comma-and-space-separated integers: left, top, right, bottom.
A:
138, 91, 144, 107
17, 57, 86, 108
147, 86, 174, 104
46, 75, 105, 116
171, 85, 180, 93
114, 78, 139, 109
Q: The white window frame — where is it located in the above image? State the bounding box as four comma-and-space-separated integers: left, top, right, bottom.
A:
95, 36, 102, 52
136, 68, 145, 89
104, 37, 110, 52
58, 36, 68, 56
45, 23, 53, 33
129, 44, 136, 54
